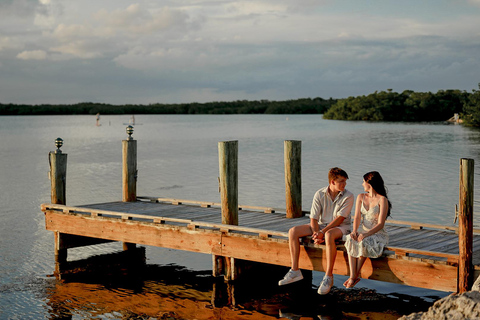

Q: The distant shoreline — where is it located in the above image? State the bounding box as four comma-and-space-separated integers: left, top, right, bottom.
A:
0, 98, 336, 116
2, 87, 479, 126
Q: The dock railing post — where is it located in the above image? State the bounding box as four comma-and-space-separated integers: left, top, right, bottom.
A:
216, 140, 238, 281
122, 125, 137, 250
458, 158, 474, 293
49, 138, 68, 267
284, 140, 302, 218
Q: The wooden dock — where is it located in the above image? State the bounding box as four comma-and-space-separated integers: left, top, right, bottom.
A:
42, 196, 480, 293
43, 132, 478, 293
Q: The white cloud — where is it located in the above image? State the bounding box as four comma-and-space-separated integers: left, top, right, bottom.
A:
52, 23, 96, 41
94, 5, 191, 35
16, 49, 47, 60
0, 37, 16, 51
51, 41, 103, 59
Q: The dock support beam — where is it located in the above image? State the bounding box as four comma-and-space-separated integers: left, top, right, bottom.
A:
122, 126, 137, 250
284, 140, 302, 218
216, 141, 238, 280
458, 158, 474, 293
49, 138, 68, 268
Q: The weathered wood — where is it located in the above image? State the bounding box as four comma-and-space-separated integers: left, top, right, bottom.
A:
385, 246, 458, 264
122, 139, 137, 202
41, 204, 289, 238
45, 210, 223, 255
49, 150, 68, 265
49, 152, 67, 205
459, 158, 474, 292
137, 196, 276, 213
386, 219, 480, 234
218, 141, 238, 226
284, 140, 302, 218
122, 138, 137, 250
44, 208, 460, 291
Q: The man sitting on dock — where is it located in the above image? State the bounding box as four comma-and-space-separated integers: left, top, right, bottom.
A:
278, 167, 354, 295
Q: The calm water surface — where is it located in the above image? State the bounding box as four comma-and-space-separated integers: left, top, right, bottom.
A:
1, 114, 480, 319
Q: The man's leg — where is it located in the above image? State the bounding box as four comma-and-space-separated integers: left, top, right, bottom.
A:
318, 227, 343, 294
289, 224, 313, 270
324, 227, 344, 276
279, 224, 313, 286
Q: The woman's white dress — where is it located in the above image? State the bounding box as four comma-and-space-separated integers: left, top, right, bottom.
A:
345, 199, 388, 258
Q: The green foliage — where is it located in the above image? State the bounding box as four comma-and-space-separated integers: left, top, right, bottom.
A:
0, 98, 336, 116
324, 89, 467, 122
462, 84, 480, 127
4, 88, 480, 126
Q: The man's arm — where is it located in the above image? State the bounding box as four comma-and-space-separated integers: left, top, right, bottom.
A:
322, 216, 346, 232
312, 216, 345, 244
336, 194, 355, 219
309, 218, 320, 233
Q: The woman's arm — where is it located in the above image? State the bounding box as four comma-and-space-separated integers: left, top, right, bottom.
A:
352, 194, 363, 232
350, 194, 363, 241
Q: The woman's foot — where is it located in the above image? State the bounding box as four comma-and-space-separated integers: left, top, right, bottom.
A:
343, 277, 360, 288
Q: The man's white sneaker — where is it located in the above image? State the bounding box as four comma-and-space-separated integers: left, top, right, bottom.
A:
278, 269, 303, 286
317, 275, 333, 294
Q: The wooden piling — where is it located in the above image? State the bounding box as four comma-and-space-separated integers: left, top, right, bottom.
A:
122, 127, 137, 250
218, 141, 238, 225
284, 140, 302, 218
49, 138, 68, 267
458, 158, 474, 293
216, 141, 238, 281
122, 134, 137, 202
49, 152, 67, 205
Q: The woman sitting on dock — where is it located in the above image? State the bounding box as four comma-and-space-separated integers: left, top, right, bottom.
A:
344, 171, 391, 288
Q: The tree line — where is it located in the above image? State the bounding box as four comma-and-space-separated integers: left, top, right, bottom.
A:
323, 86, 480, 126
0, 98, 336, 116
2, 85, 480, 126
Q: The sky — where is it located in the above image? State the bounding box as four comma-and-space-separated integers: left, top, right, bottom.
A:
1, 0, 480, 105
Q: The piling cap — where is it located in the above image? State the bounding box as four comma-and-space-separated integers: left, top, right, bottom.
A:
55, 137, 63, 153
126, 125, 134, 140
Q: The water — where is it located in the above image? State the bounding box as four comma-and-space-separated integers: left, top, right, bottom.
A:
1, 114, 479, 319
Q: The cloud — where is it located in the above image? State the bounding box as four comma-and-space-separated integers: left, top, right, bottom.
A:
1, 0, 480, 104
52, 23, 97, 41
0, 37, 18, 51
16, 49, 47, 60
47, 23, 112, 59
94, 4, 192, 35
467, 0, 480, 7
0, 0, 40, 18
50, 41, 105, 59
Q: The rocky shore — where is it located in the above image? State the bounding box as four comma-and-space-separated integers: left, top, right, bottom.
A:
399, 291, 480, 320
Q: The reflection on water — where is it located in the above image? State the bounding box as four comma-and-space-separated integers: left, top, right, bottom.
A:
0, 115, 476, 318
42, 247, 430, 320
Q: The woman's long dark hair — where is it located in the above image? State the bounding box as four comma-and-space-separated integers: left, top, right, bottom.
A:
364, 171, 392, 217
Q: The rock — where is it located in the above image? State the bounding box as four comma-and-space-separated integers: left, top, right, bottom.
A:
473, 275, 480, 291
398, 291, 480, 320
